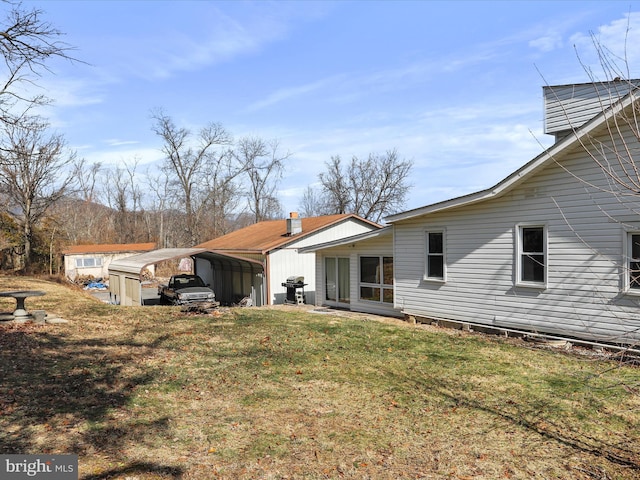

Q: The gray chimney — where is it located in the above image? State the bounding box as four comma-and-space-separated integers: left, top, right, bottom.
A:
543, 79, 640, 142
286, 212, 302, 235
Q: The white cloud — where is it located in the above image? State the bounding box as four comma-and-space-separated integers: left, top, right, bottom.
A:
570, 11, 640, 78
246, 76, 344, 111
44, 78, 104, 108
73, 146, 163, 167
102, 3, 324, 83
139, 29, 261, 80
524, 11, 596, 55
529, 33, 563, 52
104, 139, 141, 147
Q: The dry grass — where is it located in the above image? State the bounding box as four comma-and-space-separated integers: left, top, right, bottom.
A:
1, 275, 640, 479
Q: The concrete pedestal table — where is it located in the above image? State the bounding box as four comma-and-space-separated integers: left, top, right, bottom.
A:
0, 290, 46, 318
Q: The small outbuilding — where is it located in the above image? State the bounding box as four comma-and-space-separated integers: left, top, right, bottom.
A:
62, 242, 156, 282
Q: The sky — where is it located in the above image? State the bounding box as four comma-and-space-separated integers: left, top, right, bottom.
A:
21, 0, 640, 215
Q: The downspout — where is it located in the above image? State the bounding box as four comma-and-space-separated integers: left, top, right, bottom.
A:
264, 253, 271, 305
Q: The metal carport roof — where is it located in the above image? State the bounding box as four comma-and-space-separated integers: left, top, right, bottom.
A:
108, 248, 208, 275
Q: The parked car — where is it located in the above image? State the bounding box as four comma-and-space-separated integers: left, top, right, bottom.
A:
158, 274, 218, 306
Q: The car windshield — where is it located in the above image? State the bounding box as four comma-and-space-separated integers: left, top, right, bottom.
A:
176, 276, 205, 288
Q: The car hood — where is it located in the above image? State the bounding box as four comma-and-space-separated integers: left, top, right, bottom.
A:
174, 287, 215, 295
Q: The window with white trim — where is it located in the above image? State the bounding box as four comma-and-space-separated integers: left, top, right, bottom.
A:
359, 256, 393, 303
75, 257, 103, 268
627, 233, 640, 291
425, 230, 445, 280
516, 225, 546, 286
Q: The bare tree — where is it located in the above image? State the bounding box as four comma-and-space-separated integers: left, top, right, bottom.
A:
123, 158, 143, 241
0, 1, 77, 130
40, 214, 65, 275
145, 167, 172, 248
0, 116, 74, 269
318, 149, 412, 222
318, 155, 350, 215
298, 185, 331, 217
151, 110, 235, 246
104, 167, 129, 242
200, 168, 243, 238
55, 159, 108, 244
235, 136, 289, 222
0, 3, 84, 271
0, 209, 21, 269
73, 158, 102, 203
103, 160, 145, 244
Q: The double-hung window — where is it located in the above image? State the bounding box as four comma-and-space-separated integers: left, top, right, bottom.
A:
627, 233, 640, 291
425, 230, 445, 280
516, 225, 546, 286
359, 256, 394, 303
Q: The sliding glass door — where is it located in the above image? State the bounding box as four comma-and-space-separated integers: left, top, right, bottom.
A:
325, 257, 350, 304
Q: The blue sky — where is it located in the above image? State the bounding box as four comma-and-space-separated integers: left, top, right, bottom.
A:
26, 0, 640, 214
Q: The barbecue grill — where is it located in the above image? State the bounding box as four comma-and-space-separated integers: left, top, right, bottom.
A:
282, 275, 306, 304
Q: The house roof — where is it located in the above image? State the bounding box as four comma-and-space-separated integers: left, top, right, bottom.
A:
299, 226, 393, 253
62, 242, 157, 255
196, 214, 381, 254
386, 86, 640, 224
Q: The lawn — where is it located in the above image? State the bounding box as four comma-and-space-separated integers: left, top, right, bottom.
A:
1, 275, 639, 479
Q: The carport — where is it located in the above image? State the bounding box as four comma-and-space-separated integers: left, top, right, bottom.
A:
193, 251, 266, 306
107, 248, 266, 307
108, 248, 205, 306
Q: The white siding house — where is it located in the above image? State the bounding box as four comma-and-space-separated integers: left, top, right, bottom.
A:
387, 80, 640, 345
